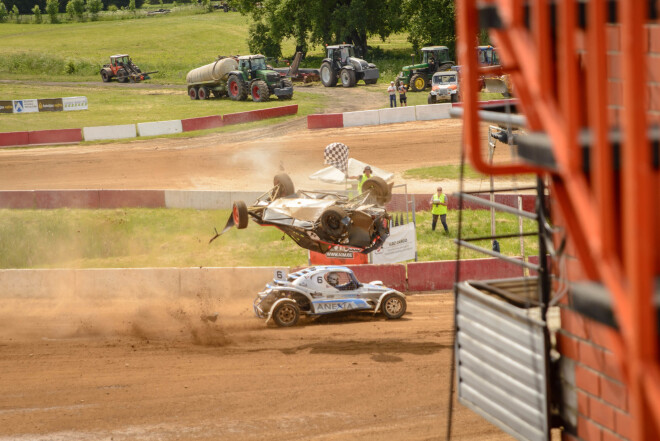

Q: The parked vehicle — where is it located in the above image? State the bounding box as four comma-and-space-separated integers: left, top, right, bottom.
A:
186, 54, 293, 101
254, 266, 407, 327
428, 71, 460, 104
396, 46, 454, 92
210, 173, 392, 255
319, 44, 379, 87
100, 55, 157, 83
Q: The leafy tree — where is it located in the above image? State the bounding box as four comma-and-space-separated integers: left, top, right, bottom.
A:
0, 1, 7, 21
405, 0, 456, 56
32, 3, 41, 22
85, 0, 101, 19
45, 0, 58, 22
11, 3, 19, 21
128, 0, 135, 13
202, 0, 212, 13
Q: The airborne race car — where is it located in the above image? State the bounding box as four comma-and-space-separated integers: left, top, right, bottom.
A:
254, 266, 407, 327
211, 173, 393, 255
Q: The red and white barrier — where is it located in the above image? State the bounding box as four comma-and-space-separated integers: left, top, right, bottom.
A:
0, 131, 30, 147
28, 128, 82, 145
83, 124, 137, 142
378, 106, 417, 125
224, 104, 298, 125
415, 103, 452, 121
307, 113, 343, 129
137, 120, 183, 137
181, 115, 224, 132
343, 109, 380, 128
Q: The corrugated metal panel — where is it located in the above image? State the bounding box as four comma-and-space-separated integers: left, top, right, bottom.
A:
456, 280, 551, 441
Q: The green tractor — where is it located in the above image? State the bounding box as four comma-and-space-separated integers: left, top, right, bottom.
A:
227, 55, 294, 102
396, 46, 455, 92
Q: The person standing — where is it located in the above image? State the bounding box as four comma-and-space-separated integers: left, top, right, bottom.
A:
398, 83, 408, 107
349, 166, 373, 194
388, 81, 397, 107
431, 186, 449, 233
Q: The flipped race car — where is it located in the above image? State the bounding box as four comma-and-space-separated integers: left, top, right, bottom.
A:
254, 266, 407, 327
211, 173, 393, 254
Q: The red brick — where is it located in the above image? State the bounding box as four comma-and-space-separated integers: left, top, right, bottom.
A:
580, 340, 607, 371
649, 25, 660, 54
579, 416, 604, 441
561, 308, 587, 339
558, 331, 580, 360
576, 364, 601, 395
648, 54, 660, 83
607, 25, 621, 52
603, 351, 625, 382
563, 432, 580, 441
589, 397, 616, 431
602, 428, 625, 441
614, 410, 633, 440
584, 319, 618, 350
578, 390, 590, 416
601, 376, 628, 412
607, 53, 622, 80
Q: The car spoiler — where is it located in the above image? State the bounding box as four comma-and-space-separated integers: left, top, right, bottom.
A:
209, 212, 236, 243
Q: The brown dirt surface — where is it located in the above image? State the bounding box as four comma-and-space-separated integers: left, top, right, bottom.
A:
0, 293, 513, 441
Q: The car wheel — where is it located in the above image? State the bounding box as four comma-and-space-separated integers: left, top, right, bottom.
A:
232, 201, 248, 229
251, 80, 270, 102
340, 68, 356, 87
362, 176, 391, 205
101, 70, 111, 82
117, 69, 129, 83
198, 86, 210, 100
410, 74, 426, 92
321, 207, 348, 237
320, 62, 337, 87
227, 74, 247, 101
272, 173, 295, 199
428, 94, 437, 104
188, 87, 198, 100
381, 294, 406, 319
451, 93, 459, 103
272, 301, 300, 327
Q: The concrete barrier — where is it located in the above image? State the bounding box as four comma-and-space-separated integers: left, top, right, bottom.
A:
415, 103, 452, 121
0, 269, 76, 299
164, 190, 232, 210
180, 266, 287, 300
83, 124, 137, 142
0, 131, 30, 147
137, 120, 183, 137
0, 191, 37, 209
28, 128, 83, 145
307, 114, 343, 129
99, 190, 166, 208
378, 106, 417, 125
343, 109, 380, 128
35, 190, 100, 209
407, 258, 527, 291
223, 105, 298, 125
181, 115, 224, 132
347, 264, 407, 292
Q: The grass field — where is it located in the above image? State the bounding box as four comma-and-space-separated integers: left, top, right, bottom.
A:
0, 208, 539, 269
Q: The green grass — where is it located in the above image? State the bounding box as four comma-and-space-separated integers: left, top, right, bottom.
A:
403, 164, 535, 183
0, 208, 539, 268
0, 83, 325, 132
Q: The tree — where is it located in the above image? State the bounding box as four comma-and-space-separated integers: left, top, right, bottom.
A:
32, 3, 41, 22
45, 0, 58, 22
128, 0, 135, 13
404, 0, 456, 56
234, 0, 405, 59
11, 3, 19, 21
0, 1, 7, 21
85, 0, 101, 20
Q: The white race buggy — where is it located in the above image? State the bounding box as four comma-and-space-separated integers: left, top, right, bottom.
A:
254, 266, 407, 327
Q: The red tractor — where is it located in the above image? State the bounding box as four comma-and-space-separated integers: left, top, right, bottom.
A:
100, 54, 157, 83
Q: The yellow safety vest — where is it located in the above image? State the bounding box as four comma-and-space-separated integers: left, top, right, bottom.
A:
432, 193, 447, 215
358, 174, 369, 193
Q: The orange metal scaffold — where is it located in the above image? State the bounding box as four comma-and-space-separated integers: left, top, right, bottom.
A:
457, 1, 659, 440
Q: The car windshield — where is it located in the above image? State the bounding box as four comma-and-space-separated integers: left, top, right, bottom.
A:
433, 74, 457, 85
340, 46, 355, 60
250, 57, 267, 70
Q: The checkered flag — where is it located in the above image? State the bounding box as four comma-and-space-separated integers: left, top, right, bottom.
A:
324, 142, 349, 173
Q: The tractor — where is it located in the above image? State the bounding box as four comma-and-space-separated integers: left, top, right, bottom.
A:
476, 45, 513, 97
225, 55, 294, 102
319, 44, 379, 87
396, 46, 454, 92
100, 55, 157, 83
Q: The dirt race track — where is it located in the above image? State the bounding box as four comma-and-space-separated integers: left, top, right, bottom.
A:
0, 85, 518, 440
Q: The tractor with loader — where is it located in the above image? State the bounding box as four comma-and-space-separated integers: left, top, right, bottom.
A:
319, 44, 379, 87
396, 46, 454, 92
186, 54, 293, 102
100, 55, 157, 83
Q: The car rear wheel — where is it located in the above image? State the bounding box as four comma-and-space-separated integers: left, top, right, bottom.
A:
198, 86, 210, 100
232, 201, 248, 229
273, 173, 295, 199
320, 62, 337, 87
321, 207, 348, 237
362, 176, 391, 205
251, 80, 270, 102
272, 301, 300, 327
188, 87, 198, 100
101, 70, 111, 82
381, 294, 406, 319
410, 74, 426, 92
340, 68, 356, 87
227, 75, 247, 101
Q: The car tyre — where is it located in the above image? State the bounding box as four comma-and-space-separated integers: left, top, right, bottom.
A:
188, 87, 198, 100
428, 94, 437, 104
340, 68, 356, 87
101, 70, 111, 82
410, 74, 426, 92
117, 69, 129, 83
251, 80, 270, 102
273, 173, 295, 199
321, 207, 348, 237
227, 74, 247, 101
198, 86, 210, 100
381, 294, 406, 319
272, 301, 300, 327
362, 176, 392, 205
320, 62, 337, 87
232, 201, 249, 229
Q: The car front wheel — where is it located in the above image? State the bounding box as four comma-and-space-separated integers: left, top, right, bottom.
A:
381, 294, 406, 319
272, 301, 300, 327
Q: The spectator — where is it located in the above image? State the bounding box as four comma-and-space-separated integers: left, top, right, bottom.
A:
398, 83, 408, 107
388, 81, 397, 107
430, 186, 449, 233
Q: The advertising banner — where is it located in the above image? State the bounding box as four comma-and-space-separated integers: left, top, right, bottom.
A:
37, 98, 64, 112
309, 246, 369, 265
12, 99, 39, 113
62, 96, 88, 111
371, 222, 417, 264
0, 101, 13, 114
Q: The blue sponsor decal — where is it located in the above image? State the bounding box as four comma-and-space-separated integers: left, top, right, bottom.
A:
312, 298, 370, 314
13, 101, 24, 113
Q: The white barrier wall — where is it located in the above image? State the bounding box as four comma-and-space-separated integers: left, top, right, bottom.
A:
165, 191, 233, 210
415, 103, 452, 121
378, 106, 417, 125
83, 124, 137, 141
343, 109, 380, 128
137, 120, 183, 137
